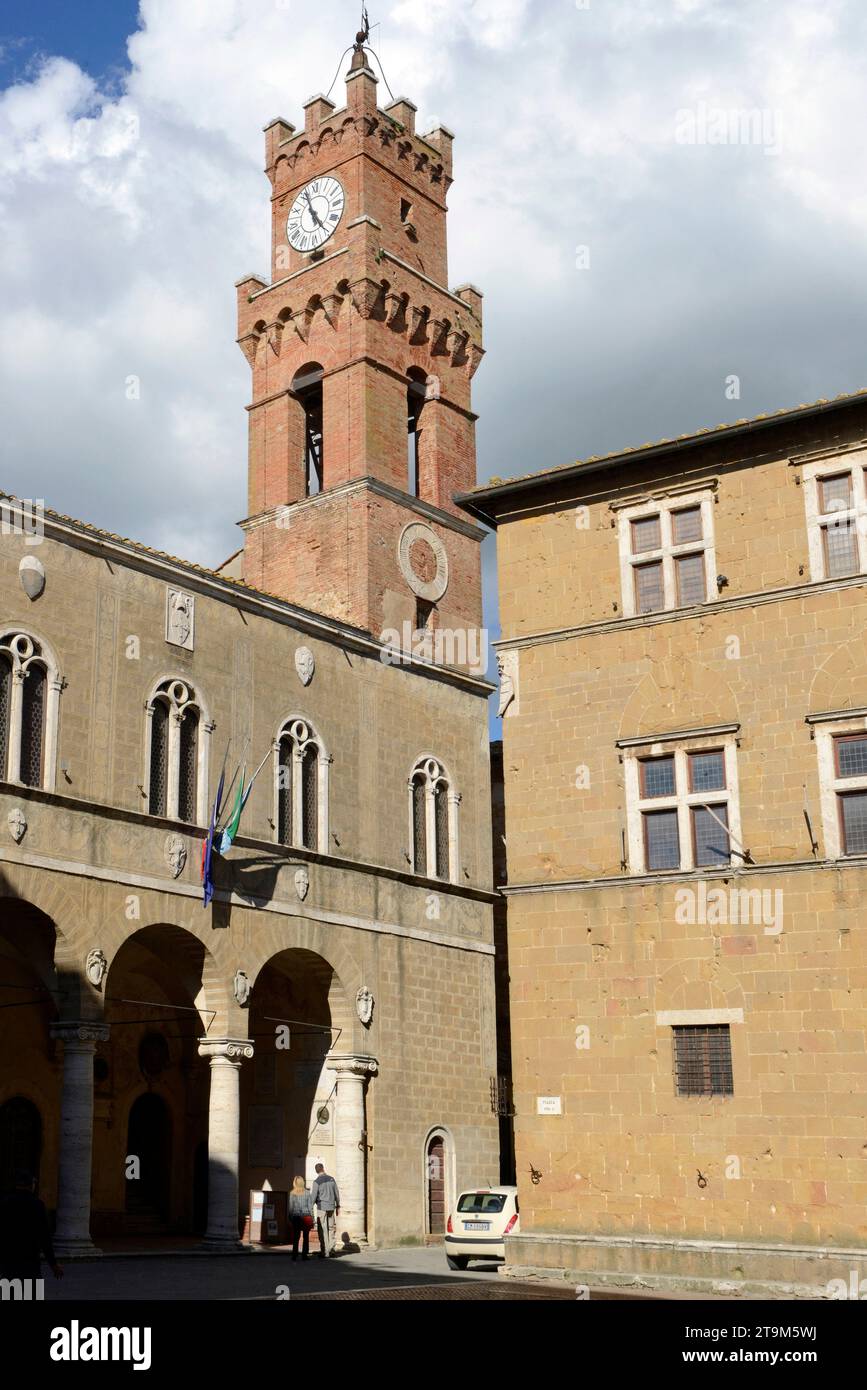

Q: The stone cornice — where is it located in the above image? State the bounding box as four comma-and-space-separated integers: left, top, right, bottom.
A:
500, 856, 867, 896
239, 475, 485, 543
495, 571, 867, 653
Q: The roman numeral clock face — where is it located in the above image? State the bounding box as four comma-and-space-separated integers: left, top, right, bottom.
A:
286, 176, 345, 253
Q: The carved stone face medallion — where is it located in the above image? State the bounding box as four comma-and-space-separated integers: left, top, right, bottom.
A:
86, 948, 108, 990
165, 834, 187, 879
355, 986, 374, 1027
294, 646, 315, 686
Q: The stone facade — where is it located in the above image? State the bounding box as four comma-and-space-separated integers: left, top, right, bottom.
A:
0, 43, 500, 1254
461, 391, 867, 1296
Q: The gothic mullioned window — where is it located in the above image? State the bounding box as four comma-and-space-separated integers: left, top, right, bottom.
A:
0, 632, 60, 791
409, 756, 460, 882
145, 679, 209, 825
275, 717, 328, 852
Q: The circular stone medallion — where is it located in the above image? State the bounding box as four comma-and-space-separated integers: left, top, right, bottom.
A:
398, 522, 449, 602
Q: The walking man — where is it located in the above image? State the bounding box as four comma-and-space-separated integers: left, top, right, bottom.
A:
311, 1162, 340, 1259
0, 1170, 63, 1297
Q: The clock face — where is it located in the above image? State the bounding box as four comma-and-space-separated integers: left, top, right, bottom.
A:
286, 176, 345, 253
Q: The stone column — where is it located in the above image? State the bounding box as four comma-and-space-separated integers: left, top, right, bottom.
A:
50, 1021, 110, 1255
326, 1053, 378, 1245
198, 1038, 254, 1249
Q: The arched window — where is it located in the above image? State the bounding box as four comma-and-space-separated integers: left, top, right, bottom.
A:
409, 756, 459, 881
407, 368, 427, 497
275, 717, 328, 852
0, 652, 12, 779
146, 679, 210, 824
0, 631, 60, 791
293, 364, 324, 497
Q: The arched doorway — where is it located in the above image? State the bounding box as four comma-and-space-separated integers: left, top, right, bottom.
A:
125, 1093, 172, 1228
426, 1133, 445, 1235
0, 1097, 42, 1193
424, 1126, 455, 1238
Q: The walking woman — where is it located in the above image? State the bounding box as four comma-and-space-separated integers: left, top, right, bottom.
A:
289, 1175, 314, 1261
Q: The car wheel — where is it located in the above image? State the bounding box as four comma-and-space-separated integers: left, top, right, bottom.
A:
447, 1255, 469, 1271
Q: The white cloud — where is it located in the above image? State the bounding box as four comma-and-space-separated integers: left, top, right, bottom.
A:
0, 0, 866, 571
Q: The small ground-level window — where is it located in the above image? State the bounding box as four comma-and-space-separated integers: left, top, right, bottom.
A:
672, 1024, 733, 1097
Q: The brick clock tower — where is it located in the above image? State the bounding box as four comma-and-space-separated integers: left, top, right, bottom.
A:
234, 31, 485, 656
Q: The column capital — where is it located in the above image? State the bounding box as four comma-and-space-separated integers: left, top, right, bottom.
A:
198, 1037, 254, 1063
326, 1052, 378, 1079
51, 1021, 110, 1047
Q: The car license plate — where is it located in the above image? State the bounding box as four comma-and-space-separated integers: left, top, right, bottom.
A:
464, 1221, 490, 1231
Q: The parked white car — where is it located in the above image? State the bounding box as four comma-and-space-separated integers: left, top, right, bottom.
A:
445, 1186, 519, 1269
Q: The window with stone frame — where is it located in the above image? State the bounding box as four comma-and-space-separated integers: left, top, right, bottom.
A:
274, 717, 328, 853
812, 717, 867, 858
146, 679, 209, 824
672, 1024, 734, 1097
801, 454, 867, 582
623, 732, 742, 874
617, 491, 717, 618
409, 756, 459, 882
0, 631, 59, 792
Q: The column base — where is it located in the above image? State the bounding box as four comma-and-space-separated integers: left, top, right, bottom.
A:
54, 1238, 103, 1258
197, 1236, 246, 1253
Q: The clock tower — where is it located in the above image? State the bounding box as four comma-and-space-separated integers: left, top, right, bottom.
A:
234, 31, 485, 657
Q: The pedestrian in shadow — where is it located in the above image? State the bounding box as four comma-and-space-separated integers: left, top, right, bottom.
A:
289, 1175, 314, 1262
0, 1170, 63, 1297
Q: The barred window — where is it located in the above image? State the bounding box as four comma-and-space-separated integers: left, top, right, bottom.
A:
0, 655, 10, 776
412, 775, 427, 874
434, 782, 449, 879
19, 663, 46, 788
148, 699, 169, 816
177, 708, 199, 824
673, 1025, 733, 1097
301, 743, 319, 851
277, 736, 293, 846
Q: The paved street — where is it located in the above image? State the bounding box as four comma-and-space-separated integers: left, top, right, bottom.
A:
37, 1245, 654, 1302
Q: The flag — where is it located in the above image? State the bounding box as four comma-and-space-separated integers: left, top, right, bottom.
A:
218, 747, 272, 856
202, 750, 228, 908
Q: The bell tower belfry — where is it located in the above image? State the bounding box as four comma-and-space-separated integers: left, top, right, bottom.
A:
235, 27, 485, 650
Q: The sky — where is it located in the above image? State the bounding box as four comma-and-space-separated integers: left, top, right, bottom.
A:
2, 0, 867, 655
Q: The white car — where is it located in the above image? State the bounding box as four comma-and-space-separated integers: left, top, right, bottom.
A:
445, 1186, 520, 1269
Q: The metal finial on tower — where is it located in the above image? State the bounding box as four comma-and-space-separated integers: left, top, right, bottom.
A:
356, 4, 371, 49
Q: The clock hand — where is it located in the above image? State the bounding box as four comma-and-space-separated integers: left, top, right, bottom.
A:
303, 189, 324, 228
